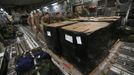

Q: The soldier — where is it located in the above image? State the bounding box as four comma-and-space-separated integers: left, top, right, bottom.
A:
33, 10, 42, 40
41, 12, 51, 25
55, 12, 64, 22
27, 13, 33, 30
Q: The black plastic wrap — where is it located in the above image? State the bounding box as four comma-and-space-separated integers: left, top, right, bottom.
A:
43, 21, 77, 55
59, 21, 120, 75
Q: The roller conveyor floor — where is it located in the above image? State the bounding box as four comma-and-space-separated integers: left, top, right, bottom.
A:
5, 25, 134, 75
6, 25, 64, 75
107, 42, 134, 75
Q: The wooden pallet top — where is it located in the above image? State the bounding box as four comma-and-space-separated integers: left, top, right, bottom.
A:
71, 16, 120, 22
90, 16, 120, 22
61, 22, 110, 33
47, 21, 77, 27
71, 17, 89, 21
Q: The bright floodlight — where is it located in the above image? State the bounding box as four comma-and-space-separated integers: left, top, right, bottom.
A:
51, 2, 58, 6
44, 6, 48, 9
0, 8, 4, 11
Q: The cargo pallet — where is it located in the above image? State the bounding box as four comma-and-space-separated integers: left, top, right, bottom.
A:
42, 40, 122, 75
22, 25, 134, 75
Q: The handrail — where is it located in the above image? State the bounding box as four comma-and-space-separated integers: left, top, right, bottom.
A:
122, 0, 133, 26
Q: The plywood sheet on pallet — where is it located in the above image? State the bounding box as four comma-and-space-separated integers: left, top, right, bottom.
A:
70, 16, 120, 22
61, 22, 110, 33
46, 21, 78, 27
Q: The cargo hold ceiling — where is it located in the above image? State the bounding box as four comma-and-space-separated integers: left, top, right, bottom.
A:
0, 0, 62, 12
0, 0, 45, 5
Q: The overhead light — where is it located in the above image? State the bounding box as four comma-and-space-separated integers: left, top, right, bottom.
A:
44, 6, 48, 9
43, 6, 49, 12
37, 9, 40, 11
53, 5, 58, 10
4, 11, 8, 15
0, 8, 4, 11
37, 9, 41, 13
51, 2, 58, 6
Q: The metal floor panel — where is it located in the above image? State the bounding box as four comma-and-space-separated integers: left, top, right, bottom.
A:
111, 42, 134, 75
